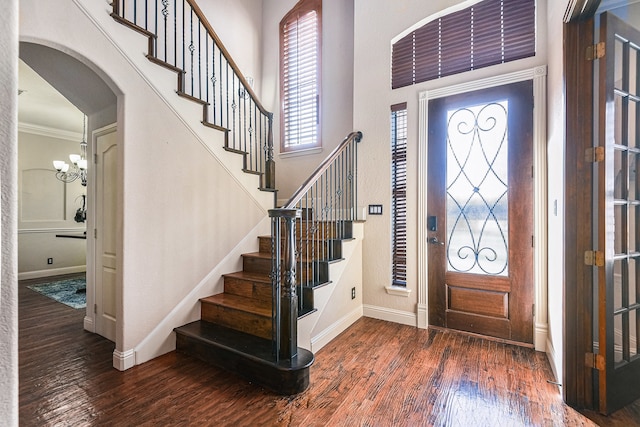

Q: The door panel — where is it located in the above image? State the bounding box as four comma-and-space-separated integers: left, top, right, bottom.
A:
95, 128, 117, 342
428, 81, 534, 344
597, 12, 640, 414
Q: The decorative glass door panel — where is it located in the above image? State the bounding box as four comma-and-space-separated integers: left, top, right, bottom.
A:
446, 101, 509, 276
428, 81, 534, 344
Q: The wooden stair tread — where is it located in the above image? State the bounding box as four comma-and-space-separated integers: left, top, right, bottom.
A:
243, 251, 271, 260
201, 293, 271, 317
223, 271, 270, 283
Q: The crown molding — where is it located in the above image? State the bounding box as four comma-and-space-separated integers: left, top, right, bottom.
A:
18, 122, 82, 141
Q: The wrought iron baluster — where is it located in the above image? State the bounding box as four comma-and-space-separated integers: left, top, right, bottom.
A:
188, 9, 194, 96
181, 0, 185, 75
197, 19, 202, 100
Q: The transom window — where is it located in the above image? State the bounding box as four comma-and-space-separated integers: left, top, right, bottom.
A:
391, 0, 536, 89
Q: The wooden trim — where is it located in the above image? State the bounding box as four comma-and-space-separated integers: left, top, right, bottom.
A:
563, 17, 596, 410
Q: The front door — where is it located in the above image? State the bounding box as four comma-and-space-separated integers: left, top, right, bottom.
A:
595, 11, 640, 414
427, 81, 534, 344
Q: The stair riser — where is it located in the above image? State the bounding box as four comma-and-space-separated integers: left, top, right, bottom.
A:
175, 332, 311, 394
201, 303, 272, 340
224, 276, 272, 302
242, 255, 272, 275
285, 224, 350, 240
259, 237, 342, 260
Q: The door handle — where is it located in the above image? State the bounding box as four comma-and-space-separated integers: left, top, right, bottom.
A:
428, 237, 445, 246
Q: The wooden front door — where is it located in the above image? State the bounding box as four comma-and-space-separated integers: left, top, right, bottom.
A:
427, 81, 534, 344
595, 11, 640, 414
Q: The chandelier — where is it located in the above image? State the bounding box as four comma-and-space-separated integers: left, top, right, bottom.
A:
53, 114, 88, 186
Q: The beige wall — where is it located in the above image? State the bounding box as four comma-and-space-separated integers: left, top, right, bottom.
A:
17, 129, 87, 278
546, 0, 569, 384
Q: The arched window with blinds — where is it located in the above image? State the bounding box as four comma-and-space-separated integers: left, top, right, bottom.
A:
391, 0, 535, 89
280, 0, 322, 152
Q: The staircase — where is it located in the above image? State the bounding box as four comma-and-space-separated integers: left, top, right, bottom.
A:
110, 0, 363, 395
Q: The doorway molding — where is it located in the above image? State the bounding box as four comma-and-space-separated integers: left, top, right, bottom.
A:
417, 66, 548, 352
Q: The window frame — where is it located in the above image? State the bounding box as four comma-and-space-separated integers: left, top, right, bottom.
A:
279, 0, 322, 154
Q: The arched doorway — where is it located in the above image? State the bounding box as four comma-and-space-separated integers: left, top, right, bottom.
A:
18, 42, 119, 342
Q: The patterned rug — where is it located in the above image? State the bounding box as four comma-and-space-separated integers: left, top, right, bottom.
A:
27, 278, 86, 309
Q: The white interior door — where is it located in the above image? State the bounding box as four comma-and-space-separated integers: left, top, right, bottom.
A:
95, 127, 117, 342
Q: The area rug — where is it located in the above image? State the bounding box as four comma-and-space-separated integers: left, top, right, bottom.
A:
27, 278, 86, 309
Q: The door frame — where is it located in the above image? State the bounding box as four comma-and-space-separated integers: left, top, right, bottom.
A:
417, 66, 549, 352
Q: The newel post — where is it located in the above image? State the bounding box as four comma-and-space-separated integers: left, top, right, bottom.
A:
265, 113, 276, 190
269, 208, 299, 360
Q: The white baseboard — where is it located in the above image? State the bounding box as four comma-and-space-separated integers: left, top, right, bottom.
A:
310, 307, 363, 352
535, 322, 548, 352
83, 316, 95, 333
417, 303, 428, 329
113, 349, 135, 371
363, 304, 417, 327
546, 336, 561, 387
19, 265, 86, 280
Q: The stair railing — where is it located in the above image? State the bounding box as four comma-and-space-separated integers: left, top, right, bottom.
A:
270, 131, 363, 361
111, 0, 275, 188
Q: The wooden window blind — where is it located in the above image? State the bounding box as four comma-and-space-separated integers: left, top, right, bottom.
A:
391, 103, 408, 286
280, 0, 322, 152
391, 0, 535, 89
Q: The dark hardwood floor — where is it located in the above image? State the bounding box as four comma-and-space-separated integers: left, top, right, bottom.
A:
18, 275, 640, 426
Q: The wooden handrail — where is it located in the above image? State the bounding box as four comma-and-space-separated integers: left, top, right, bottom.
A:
284, 131, 363, 208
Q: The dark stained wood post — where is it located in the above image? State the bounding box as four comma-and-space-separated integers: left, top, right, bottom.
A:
281, 209, 298, 359
269, 208, 299, 360
265, 113, 276, 189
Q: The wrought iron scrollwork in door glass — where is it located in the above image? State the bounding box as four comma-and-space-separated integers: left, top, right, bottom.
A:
446, 101, 509, 276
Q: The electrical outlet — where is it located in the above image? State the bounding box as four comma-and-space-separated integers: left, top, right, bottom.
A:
47, 258, 53, 265
351, 287, 356, 299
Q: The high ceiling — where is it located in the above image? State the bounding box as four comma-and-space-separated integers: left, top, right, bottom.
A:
18, 59, 84, 135
18, 42, 118, 136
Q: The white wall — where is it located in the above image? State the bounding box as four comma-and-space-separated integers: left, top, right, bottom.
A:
0, 0, 19, 423
20, 0, 272, 367
198, 0, 264, 97
261, 0, 355, 199
17, 129, 87, 279
546, 0, 569, 384
354, 0, 548, 321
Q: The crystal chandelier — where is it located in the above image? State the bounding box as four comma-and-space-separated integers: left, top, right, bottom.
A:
53, 114, 88, 186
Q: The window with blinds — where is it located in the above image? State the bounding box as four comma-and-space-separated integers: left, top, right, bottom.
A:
280, 0, 322, 152
391, 0, 535, 89
391, 103, 407, 287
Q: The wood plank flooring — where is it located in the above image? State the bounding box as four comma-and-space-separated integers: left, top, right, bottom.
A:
19, 275, 640, 426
